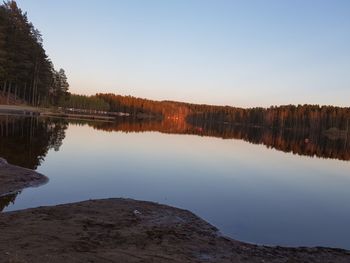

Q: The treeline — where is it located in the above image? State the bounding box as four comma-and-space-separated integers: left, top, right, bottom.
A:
187, 104, 350, 131
59, 94, 110, 111
0, 1, 69, 106
82, 93, 350, 131
96, 93, 189, 119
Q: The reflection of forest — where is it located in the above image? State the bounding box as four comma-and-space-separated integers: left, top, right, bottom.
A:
0, 115, 349, 211
85, 117, 350, 161
190, 122, 350, 161
0, 116, 68, 211
0, 115, 68, 169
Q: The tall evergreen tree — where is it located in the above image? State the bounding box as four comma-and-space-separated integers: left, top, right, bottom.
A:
0, 1, 69, 105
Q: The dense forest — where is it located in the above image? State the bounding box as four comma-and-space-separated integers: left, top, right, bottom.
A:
0, 1, 69, 106
59, 94, 110, 112
187, 104, 350, 131
86, 94, 350, 133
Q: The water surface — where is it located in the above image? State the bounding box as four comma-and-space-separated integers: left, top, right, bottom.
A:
1, 115, 350, 249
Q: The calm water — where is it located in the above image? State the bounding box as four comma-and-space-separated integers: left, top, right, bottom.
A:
1, 115, 350, 249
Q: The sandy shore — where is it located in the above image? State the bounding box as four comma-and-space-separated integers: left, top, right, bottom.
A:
0, 158, 48, 196
0, 104, 43, 112
0, 104, 116, 121
0, 198, 349, 263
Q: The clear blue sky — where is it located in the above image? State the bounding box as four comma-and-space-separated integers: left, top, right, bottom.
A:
17, 0, 350, 107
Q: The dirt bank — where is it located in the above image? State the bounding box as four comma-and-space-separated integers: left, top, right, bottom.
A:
0, 104, 117, 121
0, 104, 44, 114
0, 158, 48, 196
0, 198, 349, 263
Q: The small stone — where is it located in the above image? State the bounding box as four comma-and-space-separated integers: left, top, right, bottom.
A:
133, 209, 142, 216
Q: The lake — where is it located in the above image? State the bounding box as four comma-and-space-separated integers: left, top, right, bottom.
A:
1, 115, 350, 249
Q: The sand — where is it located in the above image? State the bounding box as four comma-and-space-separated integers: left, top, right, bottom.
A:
0, 198, 349, 263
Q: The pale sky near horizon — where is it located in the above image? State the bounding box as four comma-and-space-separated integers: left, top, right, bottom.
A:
16, 0, 350, 108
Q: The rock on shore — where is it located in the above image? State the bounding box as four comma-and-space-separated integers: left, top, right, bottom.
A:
0, 158, 48, 196
0, 198, 349, 263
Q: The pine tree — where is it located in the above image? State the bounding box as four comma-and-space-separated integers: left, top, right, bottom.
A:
0, 1, 69, 105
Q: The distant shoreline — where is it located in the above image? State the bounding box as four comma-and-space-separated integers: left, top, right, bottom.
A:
0, 104, 118, 122
0, 104, 160, 122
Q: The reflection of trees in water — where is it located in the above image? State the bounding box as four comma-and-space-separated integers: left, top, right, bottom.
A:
87, 117, 191, 134
0, 115, 348, 212
0, 116, 68, 211
0, 192, 19, 212
188, 122, 350, 161
0, 116, 68, 169
81, 117, 350, 161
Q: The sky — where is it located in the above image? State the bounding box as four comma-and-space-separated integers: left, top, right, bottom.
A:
16, 0, 350, 108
